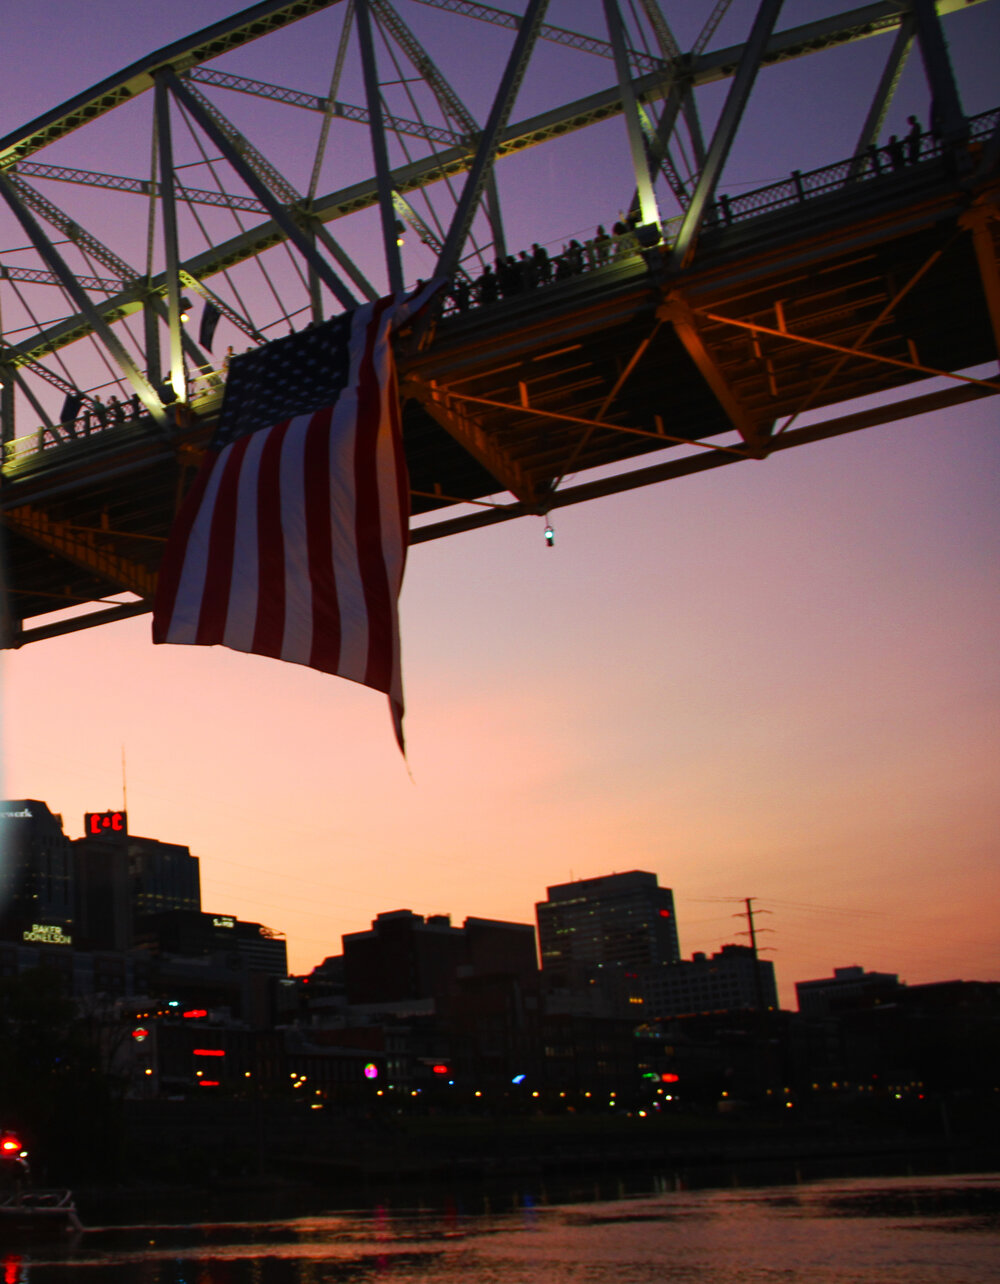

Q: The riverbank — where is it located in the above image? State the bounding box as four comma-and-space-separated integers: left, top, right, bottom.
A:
69, 1098, 999, 1223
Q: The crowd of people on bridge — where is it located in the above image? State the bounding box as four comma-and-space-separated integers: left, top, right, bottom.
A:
449, 213, 657, 313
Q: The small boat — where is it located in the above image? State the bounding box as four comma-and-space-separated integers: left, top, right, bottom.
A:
0, 1188, 83, 1234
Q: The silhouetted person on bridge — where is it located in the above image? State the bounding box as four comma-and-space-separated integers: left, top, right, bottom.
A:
886, 134, 906, 171
532, 243, 551, 284
92, 396, 108, 427
451, 277, 470, 312
594, 225, 612, 265
906, 115, 922, 164
476, 264, 498, 304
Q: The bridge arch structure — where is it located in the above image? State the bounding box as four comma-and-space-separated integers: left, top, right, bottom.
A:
0, 0, 996, 644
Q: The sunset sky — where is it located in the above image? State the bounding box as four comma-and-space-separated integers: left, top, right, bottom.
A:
1, 0, 997, 1007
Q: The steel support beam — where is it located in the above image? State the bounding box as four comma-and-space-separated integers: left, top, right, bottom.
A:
436, 0, 550, 280
603, 0, 660, 228
658, 293, 764, 451
959, 200, 1000, 365
7, 598, 154, 647
911, 0, 969, 146
671, 0, 784, 268
851, 16, 914, 172
0, 365, 15, 445
355, 0, 405, 294
696, 307, 1000, 390
0, 173, 168, 425
154, 75, 187, 404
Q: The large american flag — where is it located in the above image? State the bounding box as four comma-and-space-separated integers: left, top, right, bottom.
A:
152, 284, 440, 751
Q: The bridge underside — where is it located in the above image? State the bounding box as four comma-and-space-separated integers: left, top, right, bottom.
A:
2, 151, 998, 645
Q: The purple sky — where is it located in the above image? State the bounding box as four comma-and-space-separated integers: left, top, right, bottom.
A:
1, 1, 997, 1005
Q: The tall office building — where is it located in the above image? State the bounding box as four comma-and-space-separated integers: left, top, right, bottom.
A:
536, 870, 680, 988
74, 810, 201, 950
0, 800, 74, 943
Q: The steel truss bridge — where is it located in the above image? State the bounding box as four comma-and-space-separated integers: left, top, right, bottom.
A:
0, 0, 996, 646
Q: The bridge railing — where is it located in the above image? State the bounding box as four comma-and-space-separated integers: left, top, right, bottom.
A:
439, 108, 997, 316
2, 366, 226, 471
708, 107, 999, 228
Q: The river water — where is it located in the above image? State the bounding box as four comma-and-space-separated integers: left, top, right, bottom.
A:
4, 1171, 999, 1283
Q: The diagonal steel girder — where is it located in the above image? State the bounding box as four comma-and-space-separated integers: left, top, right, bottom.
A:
435, 0, 550, 280
0, 172, 169, 425
356, 0, 405, 294
671, 0, 785, 269
7, 172, 217, 387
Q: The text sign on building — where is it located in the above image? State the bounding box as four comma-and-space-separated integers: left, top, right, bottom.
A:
85, 810, 128, 837
23, 924, 72, 945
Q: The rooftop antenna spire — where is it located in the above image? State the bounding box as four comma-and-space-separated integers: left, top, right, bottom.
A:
121, 744, 128, 814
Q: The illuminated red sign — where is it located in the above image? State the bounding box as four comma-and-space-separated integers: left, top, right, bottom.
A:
193, 1049, 225, 1057
85, 810, 127, 837
183, 1009, 208, 1020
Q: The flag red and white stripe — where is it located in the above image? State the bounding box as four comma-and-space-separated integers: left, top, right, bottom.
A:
152, 284, 440, 750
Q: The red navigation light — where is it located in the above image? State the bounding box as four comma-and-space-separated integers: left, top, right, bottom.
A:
183, 1009, 208, 1019
0, 1138, 20, 1153
661, 1072, 679, 1083
193, 1048, 225, 1057
432, 1064, 449, 1075
658, 909, 671, 917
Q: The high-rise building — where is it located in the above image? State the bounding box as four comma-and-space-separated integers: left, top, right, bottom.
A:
535, 870, 680, 988
0, 800, 74, 944
74, 810, 201, 950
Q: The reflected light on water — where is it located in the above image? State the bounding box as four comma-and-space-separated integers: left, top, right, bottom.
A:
3, 1174, 999, 1284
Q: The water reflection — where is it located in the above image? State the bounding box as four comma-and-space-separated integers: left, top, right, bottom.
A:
3, 1173, 998, 1284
